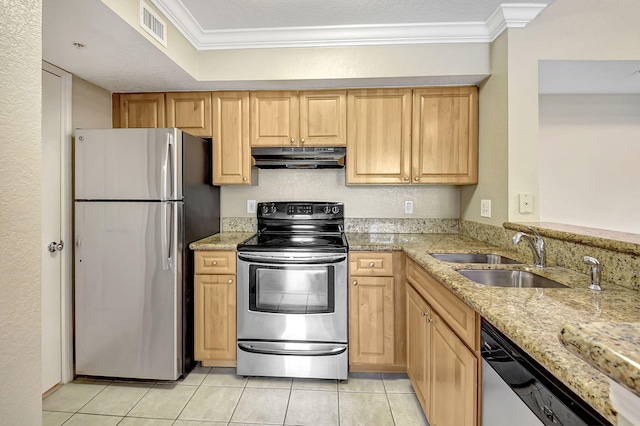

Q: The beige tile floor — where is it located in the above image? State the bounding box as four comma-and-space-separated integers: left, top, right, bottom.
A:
43, 367, 429, 426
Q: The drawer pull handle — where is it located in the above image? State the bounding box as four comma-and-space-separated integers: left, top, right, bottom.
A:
369, 262, 374, 267
211, 261, 217, 266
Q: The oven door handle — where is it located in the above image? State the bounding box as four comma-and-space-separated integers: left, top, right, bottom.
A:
237, 253, 347, 264
238, 343, 347, 357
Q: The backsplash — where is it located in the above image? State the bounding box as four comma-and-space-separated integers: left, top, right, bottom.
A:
460, 220, 640, 291
344, 218, 458, 234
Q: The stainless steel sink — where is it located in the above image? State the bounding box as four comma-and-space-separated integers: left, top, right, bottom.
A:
457, 269, 568, 288
430, 253, 522, 264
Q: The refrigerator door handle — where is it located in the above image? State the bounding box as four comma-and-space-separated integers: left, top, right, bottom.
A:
161, 202, 173, 270
161, 133, 174, 201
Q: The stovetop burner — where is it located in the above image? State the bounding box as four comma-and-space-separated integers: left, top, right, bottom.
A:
237, 202, 348, 253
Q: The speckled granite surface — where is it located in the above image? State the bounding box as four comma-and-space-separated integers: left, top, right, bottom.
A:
191, 230, 640, 423
348, 232, 640, 424
189, 232, 254, 250
221, 218, 256, 233
345, 218, 459, 234
463, 220, 640, 292
559, 322, 640, 398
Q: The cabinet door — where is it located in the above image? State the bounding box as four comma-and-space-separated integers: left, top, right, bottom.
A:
430, 311, 477, 426
346, 89, 412, 184
166, 92, 212, 137
212, 92, 253, 185
406, 284, 431, 420
194, 274, 236, 362
299, 90, 346, 146
118, 93, 165, 128
349, 276, 395, 365
250, 91, 299, 146
412, 86, 478, 184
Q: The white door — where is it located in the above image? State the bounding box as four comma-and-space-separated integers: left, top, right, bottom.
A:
42, 63, 72, 393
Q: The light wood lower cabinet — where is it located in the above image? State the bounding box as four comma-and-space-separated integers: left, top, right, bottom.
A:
349, 251, 406, 372
194, 250, 237, 367
406, 258, 479, 426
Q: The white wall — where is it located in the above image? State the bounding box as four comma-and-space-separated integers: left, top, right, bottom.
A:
502, 0, 640, 225
221, 169, 459, 218
72, 75, 113, 129
0, 1, 43, 423
461, 31, 509, 226
539, 94, 640, 233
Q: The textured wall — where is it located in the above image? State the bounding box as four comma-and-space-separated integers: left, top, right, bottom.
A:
0, 0, 43, 423
221, 169, 459, 218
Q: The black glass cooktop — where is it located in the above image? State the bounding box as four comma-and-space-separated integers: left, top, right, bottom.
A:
237, 232, 348, 253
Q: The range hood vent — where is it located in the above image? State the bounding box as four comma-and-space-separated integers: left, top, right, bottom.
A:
252, 147, 346, 169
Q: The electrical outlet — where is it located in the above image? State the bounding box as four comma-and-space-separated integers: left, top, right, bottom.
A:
519, 193, 534, 213
247, 199, 256, 214
480, 199, 491, 218
404, 200, 414, 214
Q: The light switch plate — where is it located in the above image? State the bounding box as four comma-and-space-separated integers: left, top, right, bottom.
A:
480, 199, 491, 218
519, 193, 533, 213
247, 199, 256, 214
404, 200, 414, 214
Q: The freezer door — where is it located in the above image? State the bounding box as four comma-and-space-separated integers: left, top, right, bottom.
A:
74, 128, 183, 200
74, 201, 183, 380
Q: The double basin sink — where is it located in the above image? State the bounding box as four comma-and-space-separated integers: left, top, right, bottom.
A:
430, 253, 568, 289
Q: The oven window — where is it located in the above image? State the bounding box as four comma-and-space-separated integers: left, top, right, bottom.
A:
249, 265, 335, 314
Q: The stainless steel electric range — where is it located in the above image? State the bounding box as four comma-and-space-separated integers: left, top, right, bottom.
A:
236, 201, 348, 380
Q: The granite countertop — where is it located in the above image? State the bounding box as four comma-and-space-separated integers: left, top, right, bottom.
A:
559, 322, 640, 398
191, 231, 640, 423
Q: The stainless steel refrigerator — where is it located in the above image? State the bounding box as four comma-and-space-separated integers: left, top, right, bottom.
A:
74, 128, 219, 380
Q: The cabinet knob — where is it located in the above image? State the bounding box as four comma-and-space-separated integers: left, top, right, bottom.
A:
414, 177, 420, 182
228, 279, 233, 284
301, 138, 305, 144
242, 176, 247, 181
369, 262, 375, 267
211, 261, 217, 266
290, 137, 295, 144
403, 176, 410, 181
352, 280, 358, 286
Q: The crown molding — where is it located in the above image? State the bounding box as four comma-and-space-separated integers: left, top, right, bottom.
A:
150, 1, 548, 50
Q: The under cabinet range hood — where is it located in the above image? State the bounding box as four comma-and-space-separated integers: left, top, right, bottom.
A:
251, 147, 346, 169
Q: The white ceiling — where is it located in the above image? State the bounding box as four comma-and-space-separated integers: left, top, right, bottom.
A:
47, 0, 640, 95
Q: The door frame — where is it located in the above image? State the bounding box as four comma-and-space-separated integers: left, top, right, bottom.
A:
42, 61, 74, 384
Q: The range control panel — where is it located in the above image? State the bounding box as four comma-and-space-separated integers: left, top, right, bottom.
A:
257, 202, 343, 219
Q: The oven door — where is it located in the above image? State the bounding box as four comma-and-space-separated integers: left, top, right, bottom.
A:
237, 251, 348, 343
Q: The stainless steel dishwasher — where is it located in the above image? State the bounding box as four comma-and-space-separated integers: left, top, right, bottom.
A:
481, 319, 611, 426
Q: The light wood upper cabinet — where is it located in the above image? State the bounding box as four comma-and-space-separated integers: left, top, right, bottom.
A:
166, 92, 212, 137
250, 91, 299, 146
346, 89, 413, 184
412, 86, 478, 184
116, 93, 165, 128
250, 90, 346, 147
212, 92, 256, 185
299, 91, 346, 146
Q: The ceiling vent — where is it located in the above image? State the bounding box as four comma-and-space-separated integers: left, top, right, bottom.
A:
140, 1, 167, 47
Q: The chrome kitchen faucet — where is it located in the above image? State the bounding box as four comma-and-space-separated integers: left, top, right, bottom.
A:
512, 227, 546, 268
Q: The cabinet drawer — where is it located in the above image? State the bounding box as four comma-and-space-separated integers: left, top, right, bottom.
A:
350, 252, 394, 276
406, 259, 478, 350
194, 251, 236, 275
